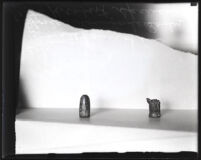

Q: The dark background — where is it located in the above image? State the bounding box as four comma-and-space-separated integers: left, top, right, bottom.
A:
2, 0, 199, 158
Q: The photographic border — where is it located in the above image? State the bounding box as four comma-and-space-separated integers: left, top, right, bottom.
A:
1, 0, 200, 159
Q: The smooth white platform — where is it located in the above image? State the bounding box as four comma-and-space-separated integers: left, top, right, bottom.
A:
16, 109, 197, 153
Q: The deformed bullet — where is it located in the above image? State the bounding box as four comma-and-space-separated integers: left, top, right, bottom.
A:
146, 98, 161, 118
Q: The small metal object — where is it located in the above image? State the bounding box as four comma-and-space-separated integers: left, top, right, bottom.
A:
79, 95, 90, 118
146, 98, 161, 118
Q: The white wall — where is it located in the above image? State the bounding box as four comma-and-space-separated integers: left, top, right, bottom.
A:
19, 10, 197, 109
147, 3, 198, 54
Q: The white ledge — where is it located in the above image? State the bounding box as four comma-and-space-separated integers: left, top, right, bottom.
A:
16, 108, 197, 153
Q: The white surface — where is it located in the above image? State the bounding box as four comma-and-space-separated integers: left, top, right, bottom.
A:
19, 10, 198, 109
15, 109, 197, 153
148, 3, 198, 54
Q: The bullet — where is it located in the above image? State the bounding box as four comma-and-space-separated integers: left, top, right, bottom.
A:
146, 98, 161, 118
79, 95, 90, 118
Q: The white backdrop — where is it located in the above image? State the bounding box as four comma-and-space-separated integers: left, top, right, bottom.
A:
19, 10, 198, 109
149, 3, 198, 54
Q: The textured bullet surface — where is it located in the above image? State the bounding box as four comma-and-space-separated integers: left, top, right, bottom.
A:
147, 98, 161, 118
79, 95, 90, 118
